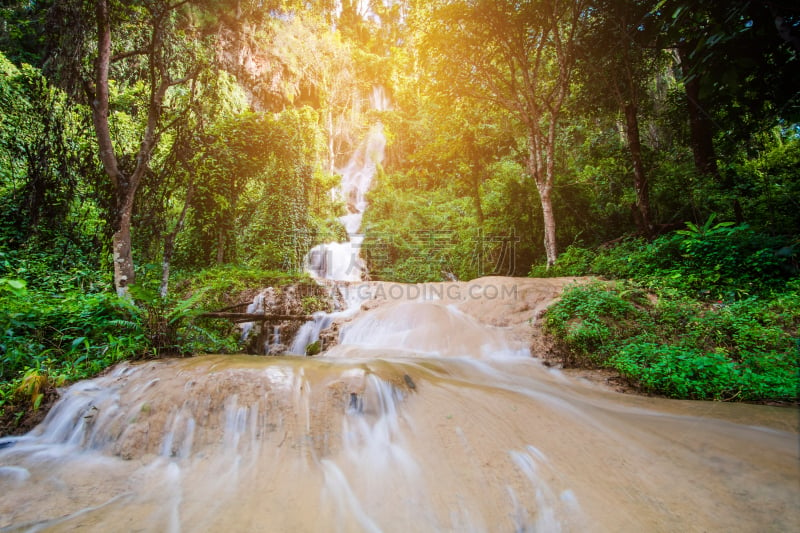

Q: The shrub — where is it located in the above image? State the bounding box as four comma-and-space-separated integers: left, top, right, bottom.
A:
609, 344, 797, 401
532, 216, 798, 301
544, 279, 799, 402
543, 281, 650, 366
529, 245, 596, 278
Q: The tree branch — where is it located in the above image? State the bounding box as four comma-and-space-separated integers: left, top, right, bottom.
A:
111, 49, 148, 62
90, 0, 123, 191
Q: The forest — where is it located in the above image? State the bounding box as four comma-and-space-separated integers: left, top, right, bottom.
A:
1, 0, 798, 429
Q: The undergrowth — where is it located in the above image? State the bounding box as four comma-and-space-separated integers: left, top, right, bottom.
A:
542, 279, 799, 401
536, 218, 799, 401
531, 216, 798, 300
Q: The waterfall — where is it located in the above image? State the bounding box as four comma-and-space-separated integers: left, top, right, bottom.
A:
293, 96, 387, 354
289, 312, 334, 355
2, 352, 797, 531
2, 275, 798, 531
239, 100, 387, 356
306, 122, 386, 282
369, 85, 391, 112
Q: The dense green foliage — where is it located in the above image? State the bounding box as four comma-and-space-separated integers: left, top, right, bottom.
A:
0, 263, 314, 427
533, 217, 798, 299
544, 280, 798, 401
541, 225, 799, 401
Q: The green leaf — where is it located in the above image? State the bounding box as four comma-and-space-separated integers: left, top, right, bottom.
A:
71, 336, 87, 350
0, 278, 28, 297
7, 279, 25, 290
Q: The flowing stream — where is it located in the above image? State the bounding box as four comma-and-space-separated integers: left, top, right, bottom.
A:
1, 277, 798, 532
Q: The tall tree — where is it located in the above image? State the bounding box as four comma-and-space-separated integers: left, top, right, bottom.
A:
87, 0, 200, 295
420, 0, 588, 266
578, 0, 664, 236
654, 0, 800, 179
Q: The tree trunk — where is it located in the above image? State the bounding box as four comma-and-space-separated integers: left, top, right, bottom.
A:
92, 0, 135, 296
160, 185, 194, 298
678, 46, 719, 178
112, 197, 135, 296
528, 132, 558, 268
217, 226, 225, 264
538, 183, 558, 268
623, 103, 653, 236
90, 0, 174, 296
198, 313, 313, 321
471, 175, 484, 227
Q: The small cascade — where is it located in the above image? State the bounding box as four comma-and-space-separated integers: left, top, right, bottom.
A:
239, 288, 277, 344
2, 353, 798, 531
289, 312, 333, 355
369, 85, 391, 112
330, 300, 527, 359
266, 325, 283, 355
238, 102, 388, 356
239, 291, 267, 341
288, 283, 370, 355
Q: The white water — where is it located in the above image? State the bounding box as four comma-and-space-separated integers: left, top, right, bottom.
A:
289, 311, 334, 354
332, 301, 527, 358
287, 282, 369, 355
1, 279, 798, 531
296, 110, 387, 354
3, 88, 796, 530
306, 121, 385, 282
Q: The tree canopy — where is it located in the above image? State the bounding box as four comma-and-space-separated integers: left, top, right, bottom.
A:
0, 0, 796, 282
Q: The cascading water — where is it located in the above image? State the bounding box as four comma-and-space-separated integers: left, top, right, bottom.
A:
290, 114, 387, 355
287, 284, 367, 355
1, 90, 797, 529
1, 278, 799, 531
241, 99, 387, 356
306, 122, 385, 282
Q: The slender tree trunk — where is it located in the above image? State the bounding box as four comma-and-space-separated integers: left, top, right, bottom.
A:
160, 185, 194, 298
92, 0, 136, 296
538, 183, 557, 268
471, 174, 484, 227
678, 46, 719, 178
89, 0, 175, 295
217, 227, 225, 264
112, 196, 135, 295
528, 131, 558, 268
623, 103, 653, 236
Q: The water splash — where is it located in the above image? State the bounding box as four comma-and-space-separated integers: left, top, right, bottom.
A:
289, 311, 334, 354
332, 300, 528, 359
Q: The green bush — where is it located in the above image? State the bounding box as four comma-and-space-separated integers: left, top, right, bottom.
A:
529, 245, 596, 278
533, 216, 797, 301
174, 265, 304, 308
1, 287, 143, 381
1, 280, 150, 425
543, 281, 650, 366
610, 344, 737, 399
609, 344, 797, 401
544, 279, 799, 402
